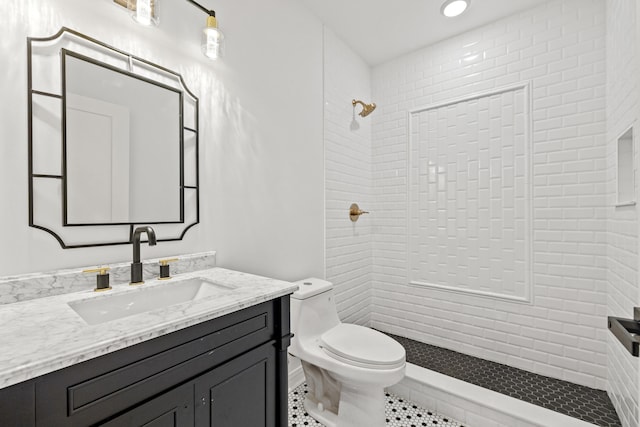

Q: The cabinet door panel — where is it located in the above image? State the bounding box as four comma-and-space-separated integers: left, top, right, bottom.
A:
195, 342, 276, 427
100, 382, 194, 427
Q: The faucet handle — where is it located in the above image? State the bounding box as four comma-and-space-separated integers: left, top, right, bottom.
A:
159, 258, 179, 280
83, 266, 111, 292
83, 266, 110, 275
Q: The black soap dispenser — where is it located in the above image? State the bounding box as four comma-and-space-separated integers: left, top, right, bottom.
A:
83, 266, 112, 292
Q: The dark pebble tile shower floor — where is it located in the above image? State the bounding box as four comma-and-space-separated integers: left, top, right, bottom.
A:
383, 332, 621, 427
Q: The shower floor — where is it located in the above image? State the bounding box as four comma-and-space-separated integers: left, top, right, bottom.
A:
383, 332, 621, 427
288, 382, 466, 427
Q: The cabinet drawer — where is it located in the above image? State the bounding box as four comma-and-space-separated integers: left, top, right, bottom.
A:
68, 313, 268, 413
36, 301, 275, 427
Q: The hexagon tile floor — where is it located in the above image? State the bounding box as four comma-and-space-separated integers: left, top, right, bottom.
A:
288, 382, 465, 427
383, 332, 621, 427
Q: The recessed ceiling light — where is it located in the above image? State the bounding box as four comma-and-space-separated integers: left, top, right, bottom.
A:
441, 0, 470, 18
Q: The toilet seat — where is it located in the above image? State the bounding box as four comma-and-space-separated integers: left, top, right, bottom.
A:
319, 324, 405, 370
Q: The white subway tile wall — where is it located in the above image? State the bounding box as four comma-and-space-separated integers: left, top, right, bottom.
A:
371, 0, 608, 391
408, 85, 530, 302
324, 27, 373, 325
606, 1, 640, 426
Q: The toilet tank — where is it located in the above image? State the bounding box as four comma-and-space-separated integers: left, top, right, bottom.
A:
290, 278, 341, 353
291, 278, 333, 300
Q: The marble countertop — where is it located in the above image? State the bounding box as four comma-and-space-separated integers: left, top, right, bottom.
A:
0, 267, 297, 389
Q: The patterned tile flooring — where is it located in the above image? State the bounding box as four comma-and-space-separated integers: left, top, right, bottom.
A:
384, 332, 621, 427
288, 382, 465, 427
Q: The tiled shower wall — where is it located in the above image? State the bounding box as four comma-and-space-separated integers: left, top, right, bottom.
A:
323, 27, 373, 325
605, 1, 640, 426
408, 86, 530, 303
371, 0, 608, 389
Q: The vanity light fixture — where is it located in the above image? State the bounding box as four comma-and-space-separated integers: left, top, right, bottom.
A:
187, 0, 225, 60
440, 0, 470, 18
114, 0, 225, 60
115, 0, 159, 26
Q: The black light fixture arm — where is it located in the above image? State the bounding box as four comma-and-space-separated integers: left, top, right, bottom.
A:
186, 0, 216, 16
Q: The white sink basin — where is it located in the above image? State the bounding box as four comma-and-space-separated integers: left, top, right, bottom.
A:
68, 277, 235, 325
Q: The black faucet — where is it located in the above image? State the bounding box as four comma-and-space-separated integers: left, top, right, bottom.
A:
130, 226, 157, 284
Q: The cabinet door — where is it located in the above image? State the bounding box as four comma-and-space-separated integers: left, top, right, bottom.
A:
100, 382, 194, 427
194, 342, 276, 427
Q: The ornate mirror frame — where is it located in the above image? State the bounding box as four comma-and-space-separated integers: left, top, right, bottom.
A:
28, 27, 199, 248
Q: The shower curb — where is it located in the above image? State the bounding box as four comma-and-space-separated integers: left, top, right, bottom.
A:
390, 363, 599, 427
288, 362, 598, 426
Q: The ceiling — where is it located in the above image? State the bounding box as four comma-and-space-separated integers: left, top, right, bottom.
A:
299, 0, 551, 65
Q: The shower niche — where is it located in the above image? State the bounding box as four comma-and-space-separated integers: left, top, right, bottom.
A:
616, 127, 636, 207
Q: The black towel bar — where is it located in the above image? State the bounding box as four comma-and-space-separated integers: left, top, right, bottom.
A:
608, 316, 640, 357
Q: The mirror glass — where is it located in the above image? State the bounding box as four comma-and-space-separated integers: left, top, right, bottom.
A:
63, 50, 183, 225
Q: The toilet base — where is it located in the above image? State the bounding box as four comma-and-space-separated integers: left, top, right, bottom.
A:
303, 383, 386, 427
304, 397, 338, 426
337, 383, 386, 427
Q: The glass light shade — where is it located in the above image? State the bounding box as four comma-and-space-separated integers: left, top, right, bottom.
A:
441, 0, 469, 17
129, 0, 159, 26
202, 16, 225, 60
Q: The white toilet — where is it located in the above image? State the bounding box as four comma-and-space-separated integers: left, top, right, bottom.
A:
289, 278, 406, 427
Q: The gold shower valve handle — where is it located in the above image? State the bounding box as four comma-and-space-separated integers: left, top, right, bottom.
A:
349, 203, 370, 222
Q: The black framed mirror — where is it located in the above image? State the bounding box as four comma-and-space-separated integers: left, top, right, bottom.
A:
62, 49, 184, 226
28, 28, 199, 248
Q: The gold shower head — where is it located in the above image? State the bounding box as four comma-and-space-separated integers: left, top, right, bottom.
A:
352, 99, 376, 117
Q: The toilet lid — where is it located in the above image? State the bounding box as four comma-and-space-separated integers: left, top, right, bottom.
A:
320, 324, 405, 368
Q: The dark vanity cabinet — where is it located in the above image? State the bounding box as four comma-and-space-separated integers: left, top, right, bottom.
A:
0, 297, 291, 427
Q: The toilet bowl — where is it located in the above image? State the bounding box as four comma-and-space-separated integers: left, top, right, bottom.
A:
289, 278, 406, 427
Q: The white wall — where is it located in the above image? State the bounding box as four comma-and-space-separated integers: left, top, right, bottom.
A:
605, 1, 640, 425
371, 0, 608, 389
0, 0, 325, 282
323, 27, 373, 324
